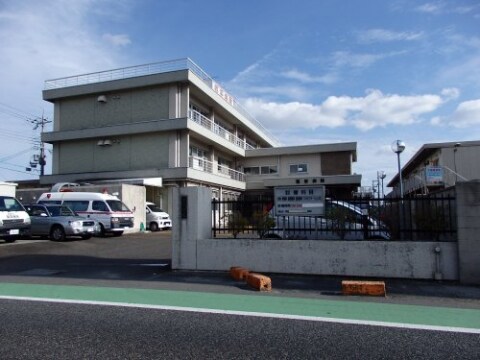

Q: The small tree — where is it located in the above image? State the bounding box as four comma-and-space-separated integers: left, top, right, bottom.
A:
227, 211, 248, 238
325, 206, 357, 240
252, 210, 276, 239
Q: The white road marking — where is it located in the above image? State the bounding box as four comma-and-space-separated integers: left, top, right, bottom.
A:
1, 295, 479, 335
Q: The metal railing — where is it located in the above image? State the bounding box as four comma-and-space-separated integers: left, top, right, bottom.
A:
189, 156, 245, 182
212, 194, 457, 241
188, 109, 254, 150
44, 58, 279, 146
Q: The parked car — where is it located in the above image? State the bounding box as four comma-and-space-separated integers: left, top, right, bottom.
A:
146, 202, 172, 231
37, 192, 134, 237
0, 195, 31, 243
265, 200, 390, 240
24, 204, 99, 241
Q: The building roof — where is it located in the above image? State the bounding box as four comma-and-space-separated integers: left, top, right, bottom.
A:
245, 142, 357, 161
387, 140, 480, 187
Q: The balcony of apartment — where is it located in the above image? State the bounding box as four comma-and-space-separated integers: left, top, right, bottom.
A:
188, 109, 254, 151
188, 156, 245, 183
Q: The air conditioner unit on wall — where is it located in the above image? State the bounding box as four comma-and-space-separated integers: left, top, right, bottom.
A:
97, 95, 107, 103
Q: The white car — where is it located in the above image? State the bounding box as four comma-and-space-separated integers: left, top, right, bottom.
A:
146, 202, 172, 231
265, 200, 390, 240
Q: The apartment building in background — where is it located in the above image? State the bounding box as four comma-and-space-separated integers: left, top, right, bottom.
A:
40, 58, 360, 212
388, 140, 480, 197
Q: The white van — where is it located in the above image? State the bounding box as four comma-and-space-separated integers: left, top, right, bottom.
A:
37, 192, 134, 237
146, 202, 172, 231
0, 195, 31, 242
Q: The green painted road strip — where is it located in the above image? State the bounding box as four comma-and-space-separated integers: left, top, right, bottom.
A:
0, 282, 479, 332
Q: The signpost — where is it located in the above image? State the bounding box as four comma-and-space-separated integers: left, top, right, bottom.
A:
425, 166, 443, 185
274, 186, 325, 217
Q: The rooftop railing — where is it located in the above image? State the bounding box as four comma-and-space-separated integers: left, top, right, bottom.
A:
44, 58, 278, 146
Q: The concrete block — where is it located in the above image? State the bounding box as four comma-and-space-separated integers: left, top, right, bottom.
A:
230, 266, 250, 281
342, 280, 386, 296
246, 273, 272, 291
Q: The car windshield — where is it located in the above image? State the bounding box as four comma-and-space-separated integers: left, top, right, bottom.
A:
148, 205, 165, 212
47, 206, 76, 217
0, 196, 24, 212
107, 200, 130, 212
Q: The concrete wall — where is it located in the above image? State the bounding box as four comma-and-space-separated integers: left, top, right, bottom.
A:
171, 186, 212, 270
456, 181, 480, 284
120, 184, 146, 233
56, 132, 169, 174
171, 187, 459, 280
195, 239, 458, 280
0, 182, 17, 197
57, 85, 170, 131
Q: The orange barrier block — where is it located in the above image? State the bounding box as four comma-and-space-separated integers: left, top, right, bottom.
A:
229, 266, 250, 281
246, 273, 272, 291
342, 280, 386, 296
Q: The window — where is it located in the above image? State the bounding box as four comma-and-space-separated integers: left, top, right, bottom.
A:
244, 165, 277, 175
92, 201, 108, 212
244, 167, 260, 175
63, 201, 89, 212
290, 164, 308, 174
261, 165, 278, 175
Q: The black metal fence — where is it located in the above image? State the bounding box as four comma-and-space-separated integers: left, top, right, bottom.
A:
212, 192, 456, 241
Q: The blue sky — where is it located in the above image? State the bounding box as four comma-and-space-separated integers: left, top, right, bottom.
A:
0, 0, 479, 189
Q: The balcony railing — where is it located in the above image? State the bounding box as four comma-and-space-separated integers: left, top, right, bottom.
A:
188, 109, 254, 151
189, 156, 245, 182
44, 57, 279, 146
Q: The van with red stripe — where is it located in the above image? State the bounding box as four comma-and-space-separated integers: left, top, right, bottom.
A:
37, 192, 134, 237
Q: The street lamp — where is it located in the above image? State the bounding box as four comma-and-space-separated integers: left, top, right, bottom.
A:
453, 142, 461, 184
378, 171, 386, 198
391, 140, 406, 198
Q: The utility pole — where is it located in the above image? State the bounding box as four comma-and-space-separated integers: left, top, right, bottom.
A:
27, 115, 52, 176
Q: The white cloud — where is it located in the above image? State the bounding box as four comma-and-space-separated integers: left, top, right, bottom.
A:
415, 2, 444, 14
102, 33, 131, 47
357, 29, 424, 43
243, 89, 447, 131
280, 69, 337, 84
331, 50, 406, 69
441, 87, 460, 100
0, 0, 132, 180
449, 99, 480, 128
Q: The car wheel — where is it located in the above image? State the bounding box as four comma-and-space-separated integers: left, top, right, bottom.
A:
149, 222, 159, 232
50, 226, 66, 241
4, 238, 16, 243
99, 224, 106, 237
112, 231, 123, 237
81, 235, 92, 240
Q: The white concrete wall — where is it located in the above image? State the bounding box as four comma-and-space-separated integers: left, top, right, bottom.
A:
171, 186, 212, 270
171, 187, 459, 280
0, 182, 17, 197
195, 239, 458, 280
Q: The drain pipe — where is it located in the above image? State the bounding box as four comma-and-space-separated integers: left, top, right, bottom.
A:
434, 246, 443, 281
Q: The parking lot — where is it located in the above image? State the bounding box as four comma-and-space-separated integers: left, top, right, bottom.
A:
0, 231, 172, 286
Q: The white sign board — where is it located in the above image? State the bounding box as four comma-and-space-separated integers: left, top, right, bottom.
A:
274, 186, 325, 216
425, 166, 443, 185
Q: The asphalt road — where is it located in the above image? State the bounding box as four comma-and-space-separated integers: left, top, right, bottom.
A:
1, 232, 480, 359
1, 299, 479, 360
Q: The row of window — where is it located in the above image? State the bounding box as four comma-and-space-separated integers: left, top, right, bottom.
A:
244, 164, 308, 175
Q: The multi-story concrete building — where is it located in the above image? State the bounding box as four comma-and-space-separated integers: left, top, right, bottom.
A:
388, 140, 480, 197
41, 58, 360, 211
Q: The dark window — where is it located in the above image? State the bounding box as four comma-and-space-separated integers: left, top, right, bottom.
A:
63, 201, 89, 212
92, 201, 108, 212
